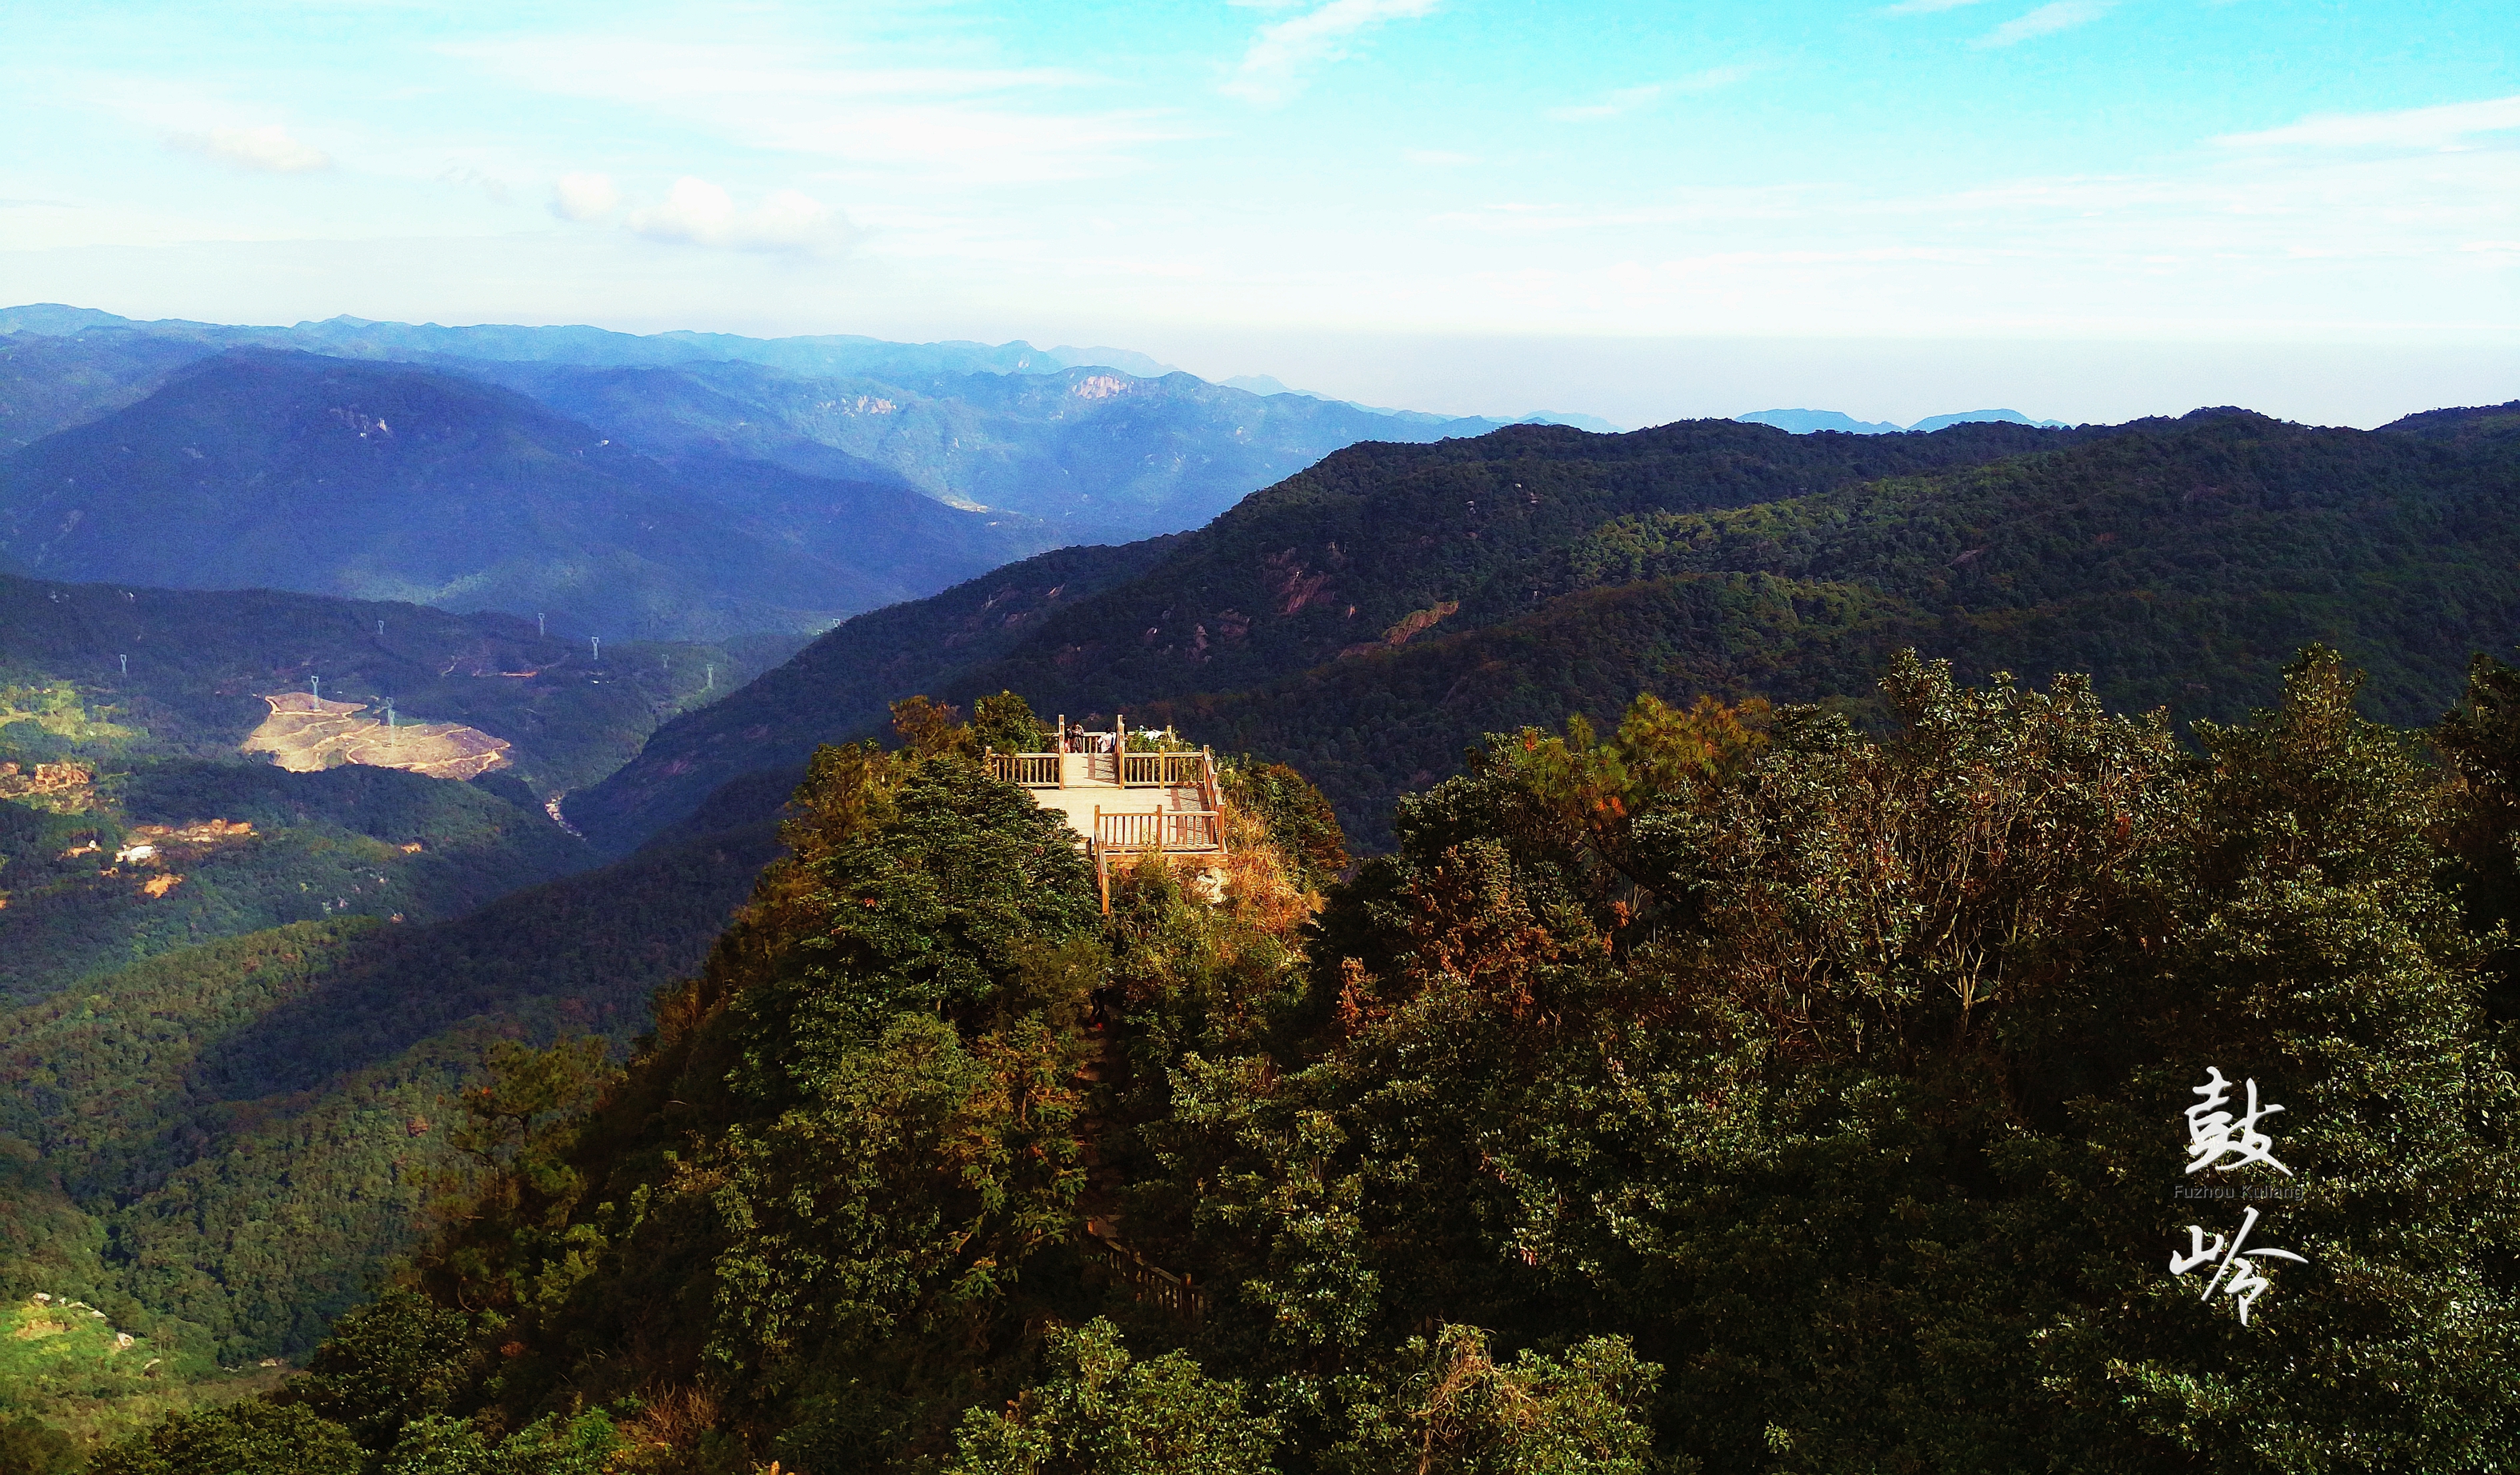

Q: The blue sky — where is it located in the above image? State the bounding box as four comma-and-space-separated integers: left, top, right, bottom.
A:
2, 0, 2513, 426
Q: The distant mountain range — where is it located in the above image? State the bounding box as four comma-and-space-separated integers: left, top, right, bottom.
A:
1738, 406, 2073, 434
0, 350, 1043, 640
0, 306, 1624, 635
0, 305, 1611, 536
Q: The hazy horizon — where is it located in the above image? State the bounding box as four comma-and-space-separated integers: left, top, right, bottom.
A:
4, 0, 2514, 430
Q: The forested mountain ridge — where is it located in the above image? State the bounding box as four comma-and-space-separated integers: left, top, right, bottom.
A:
0, 351, 1047, 641
97, 655, 2520, 1473
1103, 403, 2520, 841
568, 416, 2071, 850
571, 404, 2520, 853
941, 416, 2072, 707
0, 333, 211, 454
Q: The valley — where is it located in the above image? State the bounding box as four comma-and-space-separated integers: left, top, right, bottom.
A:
6, 301, 2519, 1472
239, 693, 510, 781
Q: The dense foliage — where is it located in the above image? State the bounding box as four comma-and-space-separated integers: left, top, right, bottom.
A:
0, 816, 780, 1455
578, 403, 2520, 854
0, 759, 586, 1002
570, 414, 2067, 852
98, 646, 2520, 1471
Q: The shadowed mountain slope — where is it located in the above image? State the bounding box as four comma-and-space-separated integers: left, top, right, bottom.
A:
566, 417, 2074, 849
0, 351, 1046, 640
0, 331, 214, 453
565, 536, 1182, 853
574, 406, 2520, 852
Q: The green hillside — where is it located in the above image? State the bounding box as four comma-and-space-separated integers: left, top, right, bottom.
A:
102, 655, 2520, 1472
0, 810, 778, 1445
0, 1279, 279, 1457
1123, 406, 2520, 840
571, 405, 2520, 853
0, 757, 586, 1003
0, 570, 804, 794
0, 332, 210, 454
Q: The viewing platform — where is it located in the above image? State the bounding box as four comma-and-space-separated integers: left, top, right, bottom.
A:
987, 715, 1224, 911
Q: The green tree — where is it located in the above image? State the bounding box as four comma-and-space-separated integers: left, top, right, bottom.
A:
284, 1288, 482, 1449
89, 1402, 364, 1475
0, 1415, 78, 1475
972, 690, 1047, 755
1326, 1326, 1660, 1475
945, 1318, 1277, 1475
2432, 650, 2520, 1021
1219, 760, 1350, 889
379, 1412, 620, 1475
891, 696, 974, 761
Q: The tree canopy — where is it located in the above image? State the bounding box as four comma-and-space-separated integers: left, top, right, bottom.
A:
90, 649, 2520, 1472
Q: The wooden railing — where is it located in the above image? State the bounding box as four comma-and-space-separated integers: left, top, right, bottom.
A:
987, 752, 1062, 787
1122, 751, 1209, 789
1095, 809, 1222, 853
989, 747, 1215, 797
1079, 1222, 1206, 1323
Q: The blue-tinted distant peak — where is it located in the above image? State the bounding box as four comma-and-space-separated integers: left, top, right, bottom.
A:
1741, 406, 2071, 435
1222, 374, 1300, 396
1739, 408, 1906, 435
0, 303, 144, 334
1906, 408, 2072, 433
1045, 345, 1182, 378
1515, 411, 1626, 434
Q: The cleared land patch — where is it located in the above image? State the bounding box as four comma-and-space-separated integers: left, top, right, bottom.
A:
241, 693, 510, 780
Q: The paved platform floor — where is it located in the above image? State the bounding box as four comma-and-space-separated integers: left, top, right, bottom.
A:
1026, 773, 1210, 841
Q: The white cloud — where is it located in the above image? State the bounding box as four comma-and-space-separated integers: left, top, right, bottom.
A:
1970, 0, 2115, 48
1881, 0, 1996, 13
446, 38, 1182, 185
1546, 67, 1756, 122
626, 176, 854, 253
2215, 94, 2520, 150
550, 171, 621, 222
166, 124, 331, 174
1402, 148, 1478, 166
439, 165, 514, 206
1224, 0, 1441, 105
